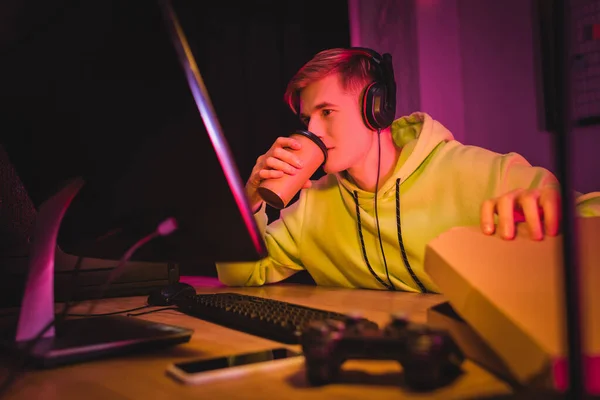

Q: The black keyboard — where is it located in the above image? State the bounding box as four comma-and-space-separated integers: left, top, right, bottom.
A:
174, 292, 378, 344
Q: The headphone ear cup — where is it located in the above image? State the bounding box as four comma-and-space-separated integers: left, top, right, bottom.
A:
362, 82, 389, 131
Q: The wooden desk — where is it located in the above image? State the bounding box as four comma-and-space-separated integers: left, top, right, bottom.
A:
0, 277, 512, 399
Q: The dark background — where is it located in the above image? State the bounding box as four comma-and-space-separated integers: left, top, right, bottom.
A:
0, 0, 350, 275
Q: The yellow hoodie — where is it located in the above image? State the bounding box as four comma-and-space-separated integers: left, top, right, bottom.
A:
215, 112, 600, 292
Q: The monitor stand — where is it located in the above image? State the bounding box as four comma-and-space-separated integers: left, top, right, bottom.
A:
1, 177, 193, 368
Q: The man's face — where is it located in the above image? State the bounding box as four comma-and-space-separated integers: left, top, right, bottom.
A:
299, 73, 374, 174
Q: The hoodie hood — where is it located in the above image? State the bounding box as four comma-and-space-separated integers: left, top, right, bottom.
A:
336, 112, 455, 196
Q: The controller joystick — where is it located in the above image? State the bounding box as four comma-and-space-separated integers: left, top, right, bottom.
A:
300, 314, 465, 390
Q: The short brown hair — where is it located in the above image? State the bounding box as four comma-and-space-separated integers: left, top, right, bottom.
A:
283, 48, 380, 114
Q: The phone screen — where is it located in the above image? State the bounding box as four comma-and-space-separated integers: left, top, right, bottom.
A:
174, 348, 302, 374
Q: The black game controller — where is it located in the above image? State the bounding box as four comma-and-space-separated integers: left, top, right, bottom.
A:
300, 313, 465, 390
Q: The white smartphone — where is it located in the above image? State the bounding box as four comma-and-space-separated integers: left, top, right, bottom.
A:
166, 347, 303, 384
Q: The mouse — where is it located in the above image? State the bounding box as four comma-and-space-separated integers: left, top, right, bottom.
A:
147, 282, 196, 306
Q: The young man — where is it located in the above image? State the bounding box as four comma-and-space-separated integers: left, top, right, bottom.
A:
216, 47, 599, 293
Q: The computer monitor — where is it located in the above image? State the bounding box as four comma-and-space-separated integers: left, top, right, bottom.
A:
2, 0, 268, 267
0, 0, 267, 366
2, 1, 266, 265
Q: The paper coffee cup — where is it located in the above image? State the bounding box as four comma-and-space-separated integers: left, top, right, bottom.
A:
257, 130, 328, 209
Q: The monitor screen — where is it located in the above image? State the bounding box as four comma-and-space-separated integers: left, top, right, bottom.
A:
0, 0, 268, 265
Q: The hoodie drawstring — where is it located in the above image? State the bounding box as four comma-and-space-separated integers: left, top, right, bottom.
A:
352, 179, 428, 293
353, 190, 395, 290
395, 178, 428, 293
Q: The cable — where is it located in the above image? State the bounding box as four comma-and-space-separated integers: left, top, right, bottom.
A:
127, 306, 178, 317
86, 217, 178, 315
374, 129, 396, 291
0, 217, 178, 398
65, 305, 152, 317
